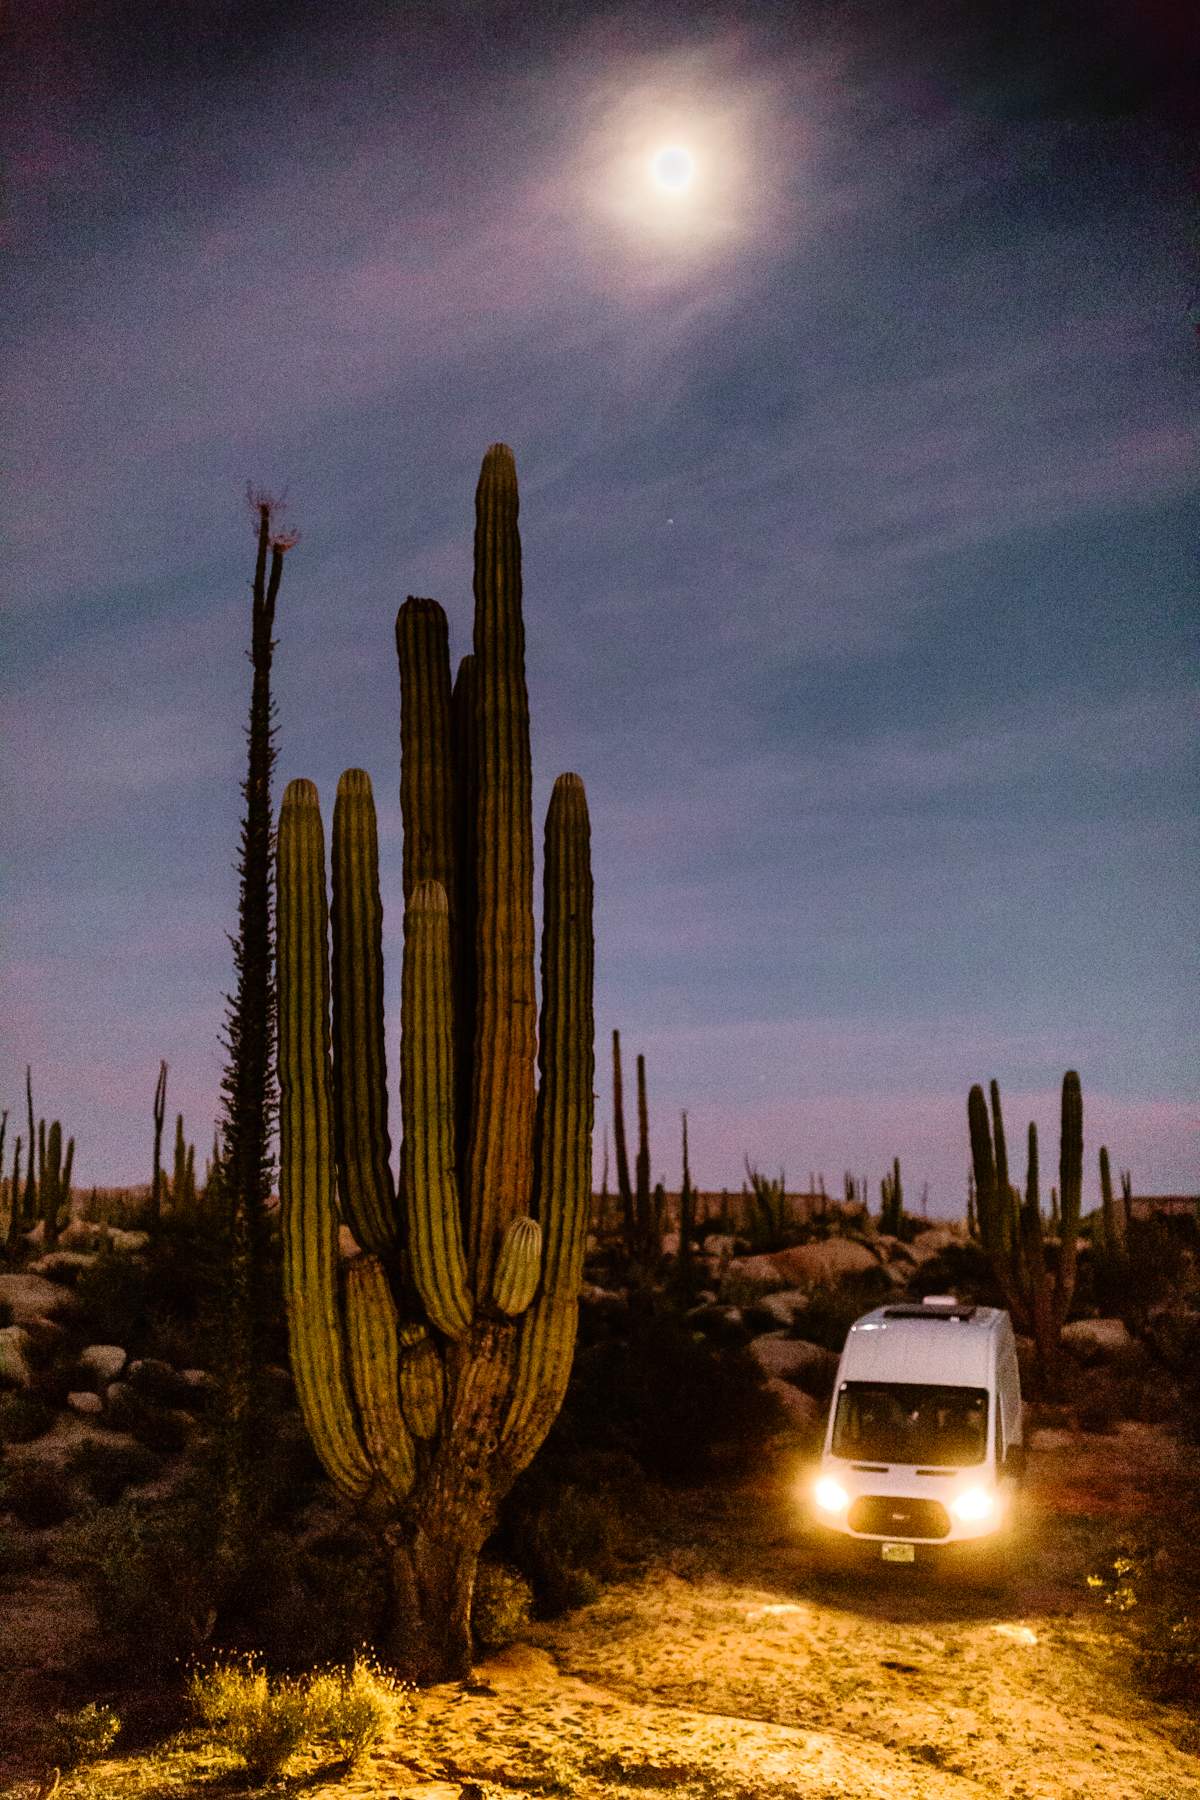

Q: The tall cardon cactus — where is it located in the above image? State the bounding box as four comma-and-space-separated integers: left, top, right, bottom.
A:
967, 1070, 1082, 1389
276, 444, 593, 1681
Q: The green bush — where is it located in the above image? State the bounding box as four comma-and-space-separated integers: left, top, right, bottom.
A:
67, 1437, 163, 1504
0, 1462, 75, 1528
472, 1561, 534, 1648
48, 1700, 122, 1769
0, 1390, 56, 1444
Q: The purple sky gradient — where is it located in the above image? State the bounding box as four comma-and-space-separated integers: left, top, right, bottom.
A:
5, 0, 1197, 1215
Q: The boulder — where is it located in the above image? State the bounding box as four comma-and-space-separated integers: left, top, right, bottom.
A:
178, 1368, 218, 1408
106, 1228, 149, 1254
0, 1272, 79, 1326
744, 1289, 810, 1331
874, 1234, 917, 1265
1061, 1318, 1135, 1363
765, 1378, 823, 1435
0, 1325, 35, 1389
28, 1251, 97, 1286
905, 1228, 960, 1265
727, 1237, 881, 1292
126, 1358, 194, 1408
67, 1391, 104, 1418
685, 1302, 750, 1345
78, 1344, 128, 1387
59, 1220, 113, 1252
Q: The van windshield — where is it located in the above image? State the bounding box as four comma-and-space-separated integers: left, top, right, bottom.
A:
832, 1382, 989, 1466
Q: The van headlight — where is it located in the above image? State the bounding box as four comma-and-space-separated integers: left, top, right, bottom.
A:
813, 1477, 850, 1514
950, 1486, 995, 1522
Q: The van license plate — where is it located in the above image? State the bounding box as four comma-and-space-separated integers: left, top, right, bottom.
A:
881, 1542, 915, 1563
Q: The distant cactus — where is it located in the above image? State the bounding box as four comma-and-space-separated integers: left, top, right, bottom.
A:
150, 1061, 167, 1227
744, 1157, 789, 1248
968, 1071, 1083, 1389
23, 1067, 36, 1230
38, 1118, 74, 1248
879, 1156, 904, 1235
674, 1110, 698, 1298
276, 445, 593, 1682
170, 1113, 198, 1216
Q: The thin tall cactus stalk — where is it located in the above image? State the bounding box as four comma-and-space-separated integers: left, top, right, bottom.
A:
276, 445, 593, 1681
968, 1071, 1083, 1390
151, 1060, 167, 1227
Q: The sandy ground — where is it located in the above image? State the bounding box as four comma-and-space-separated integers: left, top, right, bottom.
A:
1, 1421, 1198, 1799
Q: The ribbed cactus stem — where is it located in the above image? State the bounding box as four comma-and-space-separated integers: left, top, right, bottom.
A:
345, 1256, 415, 1504
331, 769, 398, 1255
504, 771, 594, 1459
493, 1216, 543, 1315
401, 879, 472, 1339
451, 653, 478, 1186
1055, 1070, 1083, 1324
611, 1029, 635, 1251
397, 600, 457, 910
276, 778, 373, 1500
398, 1323, 445, 1439
467, 443, 536, 1292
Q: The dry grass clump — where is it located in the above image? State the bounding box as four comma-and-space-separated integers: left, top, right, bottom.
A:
187, 1651, 409, 1780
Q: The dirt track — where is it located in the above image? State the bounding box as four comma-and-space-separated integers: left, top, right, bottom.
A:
2, 1421, 1198, 1798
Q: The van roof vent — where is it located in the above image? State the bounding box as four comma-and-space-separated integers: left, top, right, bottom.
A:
882, 1304, 978, 1322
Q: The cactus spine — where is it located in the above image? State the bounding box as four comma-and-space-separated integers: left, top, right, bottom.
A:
276, 445, 593, 1681
968, 1070, 1084, 1389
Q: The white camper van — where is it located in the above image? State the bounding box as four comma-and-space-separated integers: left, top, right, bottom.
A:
808, 1296, 1024, 1570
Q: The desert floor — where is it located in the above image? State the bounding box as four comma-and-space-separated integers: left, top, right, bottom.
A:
2, 1420, 1198, 1799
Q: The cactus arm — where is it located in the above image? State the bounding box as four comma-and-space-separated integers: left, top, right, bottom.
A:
493, 1216, 542, 1315
401, 879, 472, 1338
24, 1067, 36, 1226
1020, 1120, 1053, 1355
968, 1083, 1028, 1330
466, 444, 537, 1293
345, 1256, 416, 1504
398, 1324, 445, 1439
611, 1030, 635, 1252
277, 778, 373, 1500
451, 653, 478, 1188
1054, 1070, 1083, 1327
331, 769, 399, 1255
503, 771, 594, 1462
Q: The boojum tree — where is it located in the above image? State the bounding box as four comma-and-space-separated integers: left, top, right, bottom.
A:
275, 444, 594, 1683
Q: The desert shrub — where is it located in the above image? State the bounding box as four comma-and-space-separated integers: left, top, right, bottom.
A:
48, 1700, 122, 1769
74, 1247, 155, 1349
790, 1268, 894, 1354
472, 1560, 534, 1651
908, 1239, 1000, 1306
1088, 1492, 1200, 1706
496, 1450, 651, 1617
0, 1390, 56, 1444
55, 1483, 223, 1671
0, 1462, 75, 1528
67, 1437, 162, 1504
0, 1525, 38, 1577
232, 1522, 388, 1668
189, 1658, 314, 1782
553, 1298, 784, 1485
305, 1656, 409, 1765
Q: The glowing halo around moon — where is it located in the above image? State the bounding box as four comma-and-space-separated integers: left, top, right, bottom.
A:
650, 145, 696, 195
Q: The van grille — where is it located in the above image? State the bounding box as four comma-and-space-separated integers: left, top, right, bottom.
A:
848, 1496, 951, 1539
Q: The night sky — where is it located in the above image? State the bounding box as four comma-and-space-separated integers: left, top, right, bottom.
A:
5, 1, 1196, 1212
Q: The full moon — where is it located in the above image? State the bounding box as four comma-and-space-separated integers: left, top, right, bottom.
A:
650, 146, 695, 194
